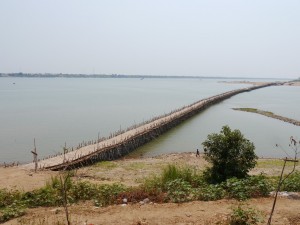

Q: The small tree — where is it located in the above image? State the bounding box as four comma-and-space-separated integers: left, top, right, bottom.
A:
202, 125, 257, 183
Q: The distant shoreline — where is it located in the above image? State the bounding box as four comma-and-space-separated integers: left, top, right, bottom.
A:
0, 73, 293, 80
221, 80, 300, 86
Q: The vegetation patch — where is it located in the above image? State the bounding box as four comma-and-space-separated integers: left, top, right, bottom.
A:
257, 159, 295, 168
2, 164, 300, 223
225, 204, 264, 225
233, 108, 300, 126
94, 161, 117, 169
125, 162, 147, 170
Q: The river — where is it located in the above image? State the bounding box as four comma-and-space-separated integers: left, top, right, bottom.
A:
0, 77, 298, 163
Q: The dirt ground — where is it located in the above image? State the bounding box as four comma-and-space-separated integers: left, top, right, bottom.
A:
1, 153, 298, 190
1, 153, 300, 225
6, 198, 300, 225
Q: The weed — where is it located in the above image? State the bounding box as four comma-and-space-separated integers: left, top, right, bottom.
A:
161, 164, 195, 187
0, 202, 25, 223
166, 179, 192, 203
0, 188, 22, 207
281, 171, 300, 191
227, 204, 263, 225
94, 183, 126, 206
223, 175, 271, 200
193, 184, 225, 201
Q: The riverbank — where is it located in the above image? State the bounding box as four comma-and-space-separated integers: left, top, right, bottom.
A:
1, 152, 300, 225
1, 152, 299, 191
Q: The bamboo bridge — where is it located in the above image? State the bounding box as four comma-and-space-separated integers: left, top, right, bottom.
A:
22, 82, 282, 171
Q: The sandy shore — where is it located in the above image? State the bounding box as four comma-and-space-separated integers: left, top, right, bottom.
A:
2, 152, 299, 191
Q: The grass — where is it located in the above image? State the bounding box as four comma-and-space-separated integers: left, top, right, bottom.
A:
233, 108, 258, 113
256, 159, 296, 168
233, 107, 274, 116
125, 162, 147, 170
94, 161, 117, 169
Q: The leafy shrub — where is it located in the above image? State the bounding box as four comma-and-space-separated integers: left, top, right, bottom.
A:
223, 175, 271, 200
227, 205, 263, 225
281, 171, 300, 192
94, 183, 126, 206
0, 189, 22, 208
70, 181, 98, 201
0, 203, 25, 223
20, 174, 127, 208
193, 184, 225, 201
203, 126, 257, 183
166, 179, 192, 203
22, 185, 61, 207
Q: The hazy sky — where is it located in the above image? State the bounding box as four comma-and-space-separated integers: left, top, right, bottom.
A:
0, 0, 299, 78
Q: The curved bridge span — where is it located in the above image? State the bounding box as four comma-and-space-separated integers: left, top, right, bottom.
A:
23, 82, 281, 171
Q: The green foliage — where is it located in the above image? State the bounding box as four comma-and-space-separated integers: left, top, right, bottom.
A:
0, 202, 25, 223
281, 171, 300, 192
142, 175, 163, 192
142, 164, 272, 202
193, 184, 225, 201
227, 205, 263, 225
94, 183, 126, 206
223, 175, 271, 200
161, 164, 194, 188
203, 126, 258, 183
166, 179, 192, 203
70, 181, 98, 201
0, 189, 22, 208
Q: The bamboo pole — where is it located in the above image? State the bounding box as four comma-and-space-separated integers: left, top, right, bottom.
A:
30, 138, 38, 172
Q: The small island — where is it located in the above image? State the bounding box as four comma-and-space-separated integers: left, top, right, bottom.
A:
233, 108, 300, 126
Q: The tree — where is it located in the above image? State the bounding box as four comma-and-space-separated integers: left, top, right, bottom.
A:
202, 125, 257, 183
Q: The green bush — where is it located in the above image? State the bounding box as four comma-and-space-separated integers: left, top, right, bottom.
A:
0, 189, 22, 208
203, 126, 257, 183
193, 184, 225, 201
281, 171, 300, 192
227, 205, 263, 225
0, 203, 25, 223
223, 175, 271, 200
70, 181, 98, 201
21, 176, 126, 208
166, 179, 192, 203
94, 183, 126, 206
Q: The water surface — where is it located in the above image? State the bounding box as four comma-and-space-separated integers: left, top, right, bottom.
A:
0, 78, 247, 163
